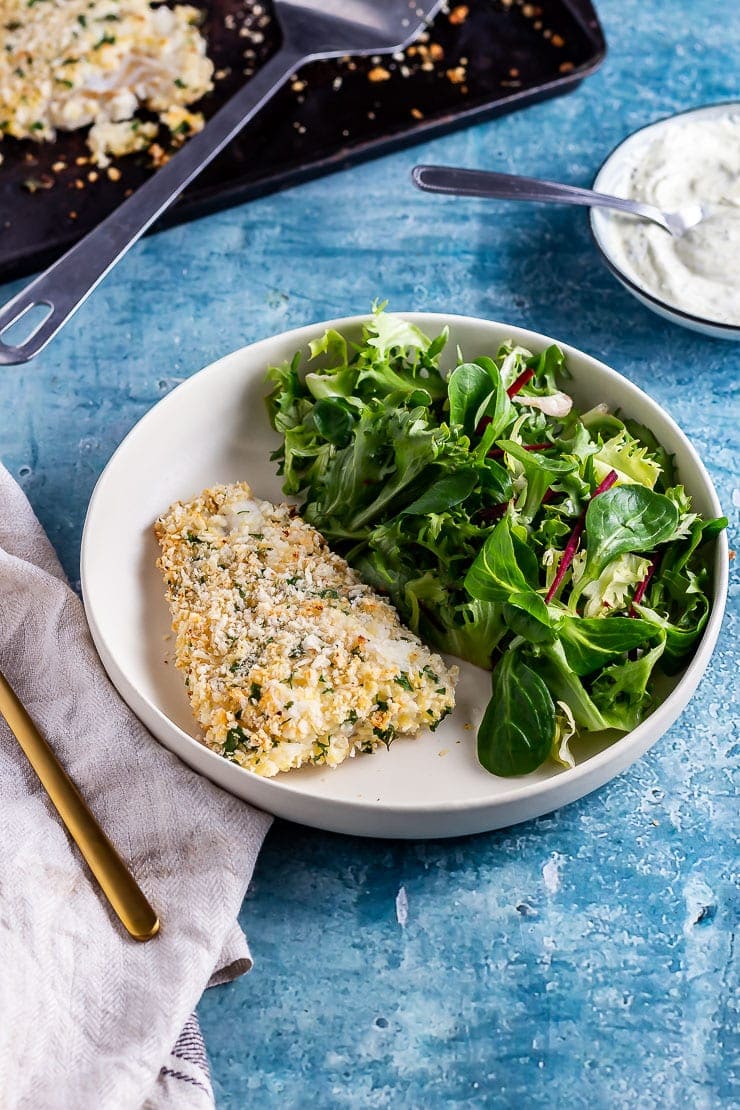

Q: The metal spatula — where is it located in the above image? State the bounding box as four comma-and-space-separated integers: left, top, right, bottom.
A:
0, 0, 444, 366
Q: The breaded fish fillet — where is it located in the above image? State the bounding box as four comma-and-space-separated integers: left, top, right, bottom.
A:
155, 482, 457, 777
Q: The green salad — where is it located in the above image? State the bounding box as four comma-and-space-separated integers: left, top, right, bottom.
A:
266, 306, 726, 776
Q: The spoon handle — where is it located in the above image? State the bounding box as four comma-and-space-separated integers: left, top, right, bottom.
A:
412, 165, 666, 228
0, 670, 159, 941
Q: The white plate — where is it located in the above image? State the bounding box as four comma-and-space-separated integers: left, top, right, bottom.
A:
590, 102, 740, 341
81, 314, 728, 838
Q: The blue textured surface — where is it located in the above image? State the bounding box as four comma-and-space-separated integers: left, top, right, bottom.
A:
2, 1, 738, 1105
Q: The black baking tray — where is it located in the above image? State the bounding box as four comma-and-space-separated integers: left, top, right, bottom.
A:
0, 0, 605, 281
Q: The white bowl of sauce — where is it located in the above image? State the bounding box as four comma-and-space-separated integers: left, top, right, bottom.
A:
591, 102, 740, 341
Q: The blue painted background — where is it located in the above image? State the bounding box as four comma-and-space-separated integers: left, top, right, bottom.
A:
1, 0, 737, 1105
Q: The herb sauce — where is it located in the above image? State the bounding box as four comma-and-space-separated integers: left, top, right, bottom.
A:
598, 106, 740, 325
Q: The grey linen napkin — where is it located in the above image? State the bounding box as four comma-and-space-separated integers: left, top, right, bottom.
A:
0, 464, 272, 1109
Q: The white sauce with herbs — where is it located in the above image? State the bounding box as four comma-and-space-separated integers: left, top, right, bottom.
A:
595, 106, 740, 325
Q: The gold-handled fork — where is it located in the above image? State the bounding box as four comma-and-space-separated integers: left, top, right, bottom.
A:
0, 670, 159, 941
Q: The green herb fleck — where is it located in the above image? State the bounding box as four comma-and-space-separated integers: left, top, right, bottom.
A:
429, 706, 452, 732
224, 724, 249, 754
373, 725, 396, 749
313, 737, 330, 762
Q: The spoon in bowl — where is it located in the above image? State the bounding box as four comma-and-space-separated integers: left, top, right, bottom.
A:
412, 165, 707, 238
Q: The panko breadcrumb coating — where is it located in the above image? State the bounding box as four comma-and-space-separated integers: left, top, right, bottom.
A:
155, 483, 458, 777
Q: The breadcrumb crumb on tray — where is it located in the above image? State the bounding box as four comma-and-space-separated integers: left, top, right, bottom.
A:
155, 482, 457, 778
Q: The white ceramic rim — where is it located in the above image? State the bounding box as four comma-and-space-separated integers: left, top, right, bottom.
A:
81, 313, 729, 837
590, 101, 740, 340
